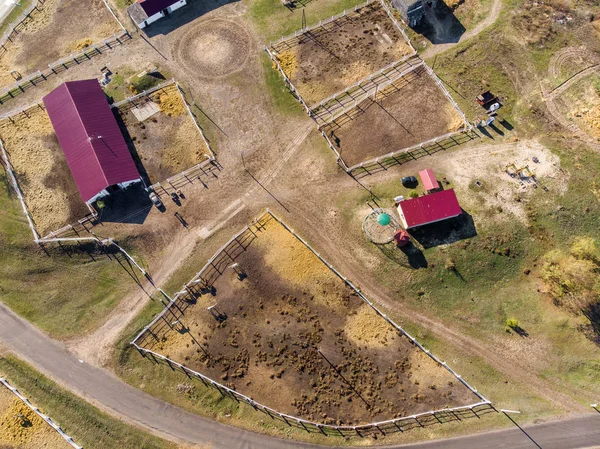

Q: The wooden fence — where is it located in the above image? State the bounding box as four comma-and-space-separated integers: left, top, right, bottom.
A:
131, 210, 494, 436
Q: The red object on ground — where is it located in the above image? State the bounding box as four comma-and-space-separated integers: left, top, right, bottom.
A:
137, 0, 180, 16
418, 168, 440, 192
394, 229, 410, 247
397, 189, 462, 229
43, 79, 140, 203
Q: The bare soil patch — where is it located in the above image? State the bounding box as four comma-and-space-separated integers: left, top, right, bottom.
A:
116, 85, 210, 184
273, 1, 413, 105
0, 0, 122, 88
321, 66, 464, 167
151, 217, 478, 425
174, 19, 251, 79
0, 385, 71, 448
0, 107, 89, 236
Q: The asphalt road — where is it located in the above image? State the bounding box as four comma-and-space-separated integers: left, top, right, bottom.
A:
0, 303, 598, 449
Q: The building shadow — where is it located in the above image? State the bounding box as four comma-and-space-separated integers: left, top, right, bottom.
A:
376, 241, 428, 269
142, 0, 241, 37
583, 302, 600, 346
112, 109, 152, 187
399, 241, 428, 268
408, 209, 477, 249
413, 1, 465, 45
94, 182, 153, 224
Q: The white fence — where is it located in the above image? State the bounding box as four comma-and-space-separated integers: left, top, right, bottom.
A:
0, 378, 82, 449
130, 210, 493, 436
0, 0, 44, 54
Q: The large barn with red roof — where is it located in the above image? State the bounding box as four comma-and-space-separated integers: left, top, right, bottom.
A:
43, 79, 141, 204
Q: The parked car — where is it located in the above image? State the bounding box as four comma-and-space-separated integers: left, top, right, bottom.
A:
401, 176, 417, 187
149, 192, 163, 209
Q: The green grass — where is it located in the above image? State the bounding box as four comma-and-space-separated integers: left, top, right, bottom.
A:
246, 0, 366, 42
0, 180, 135, 339
0, 0, 34, 36
0, 356, 178, 449
260, 52, 305, 117
114, 0, 134, 9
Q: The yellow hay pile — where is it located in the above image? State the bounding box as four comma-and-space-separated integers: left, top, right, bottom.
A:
344, 304, 396, 348
275, 50, 298, 78
573, 106, 600, 138
158, 87, 186, 117
0, 397, 66, 448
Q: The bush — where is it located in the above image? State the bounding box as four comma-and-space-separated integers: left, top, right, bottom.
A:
444, 258, 456, 271
409, 191, 419, 198
570, 236, 599, 263
506, 318, 520, 329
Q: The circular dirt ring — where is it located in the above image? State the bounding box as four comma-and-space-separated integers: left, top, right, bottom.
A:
176, 19, 251, 79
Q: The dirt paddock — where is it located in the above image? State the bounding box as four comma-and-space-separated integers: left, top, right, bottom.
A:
0, 383, 71, 448
0, 0, 122, 88
272, 1, 413, 105
151, 217, 479, 425
0, 107, 90, 236
116, 84, 211, 185
321, 66, 465, 167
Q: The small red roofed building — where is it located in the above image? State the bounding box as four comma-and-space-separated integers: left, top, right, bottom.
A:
43, 79, 141, 204
396, 189, 462, 229
128, 0, 187, 29
418, 168, 440, 193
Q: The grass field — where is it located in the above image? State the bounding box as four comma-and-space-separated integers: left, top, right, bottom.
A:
0, 356, 179, 449
0, 177, 136, 339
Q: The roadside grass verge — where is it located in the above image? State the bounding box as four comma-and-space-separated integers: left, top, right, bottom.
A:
0, 180, 134, 339
0, 356, 178, 449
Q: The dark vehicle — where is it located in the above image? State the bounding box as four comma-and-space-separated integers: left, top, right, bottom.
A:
402, 176, 418, 187
149, 192, 163, 209
476, 90, 502, 113
171, 192, 181, 206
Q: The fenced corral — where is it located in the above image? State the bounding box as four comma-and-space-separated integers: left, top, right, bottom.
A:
131, 210, 494, 436
317, 62, 473, 169
266, 0, 416, 109
0, 30, 131, 105
0, 378, 82, 449
112, 79, 217, 194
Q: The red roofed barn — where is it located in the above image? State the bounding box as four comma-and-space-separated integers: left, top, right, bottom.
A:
127, 0, 187, 29
43, 79, 141, 204
396, 189, 462, 229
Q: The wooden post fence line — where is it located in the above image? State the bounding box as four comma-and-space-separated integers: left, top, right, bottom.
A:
0, 378, 83, 449
130, 210, 492, 435
0, 30, 131, 105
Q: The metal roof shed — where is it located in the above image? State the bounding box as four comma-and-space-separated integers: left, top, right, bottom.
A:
397, 188, 462, 229
418, 168, 440, 193
43, 79, 140, 204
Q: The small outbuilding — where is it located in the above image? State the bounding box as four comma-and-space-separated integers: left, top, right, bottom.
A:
127, 0, 187, 29
43, 79, 141, 204
396, 188, 462, 229
391, 0, 436, 27
418, 168, 441, 193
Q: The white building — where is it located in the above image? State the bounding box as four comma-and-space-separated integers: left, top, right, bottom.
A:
127, 0, 187, 29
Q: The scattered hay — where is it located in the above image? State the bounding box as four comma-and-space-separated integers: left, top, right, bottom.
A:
339, 60, 374, 87
344, 304, 396, 348
0, 109, 86, 235
0, 395, 69, 448
71, 38, 93, 52
162, 119, 208, 174
254, 219, 338, 287
158, 87, 186, 117
16, 0, 60, 36
572, 105, 600, 139
407, 349, 454, 391
444, 102, 466, 131
276, 50, 298, 78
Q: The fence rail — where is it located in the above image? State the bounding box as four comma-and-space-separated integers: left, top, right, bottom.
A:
131, 210, 493, 435
0, 30, 131, 105
0, 378, 82, 449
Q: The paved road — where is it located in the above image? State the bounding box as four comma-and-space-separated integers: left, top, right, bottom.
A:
0, 303, 598, 449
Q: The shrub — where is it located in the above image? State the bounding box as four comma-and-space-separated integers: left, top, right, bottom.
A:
409, 191, 419, 198
570, 236, 599, 263
506, 318, 520, 329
